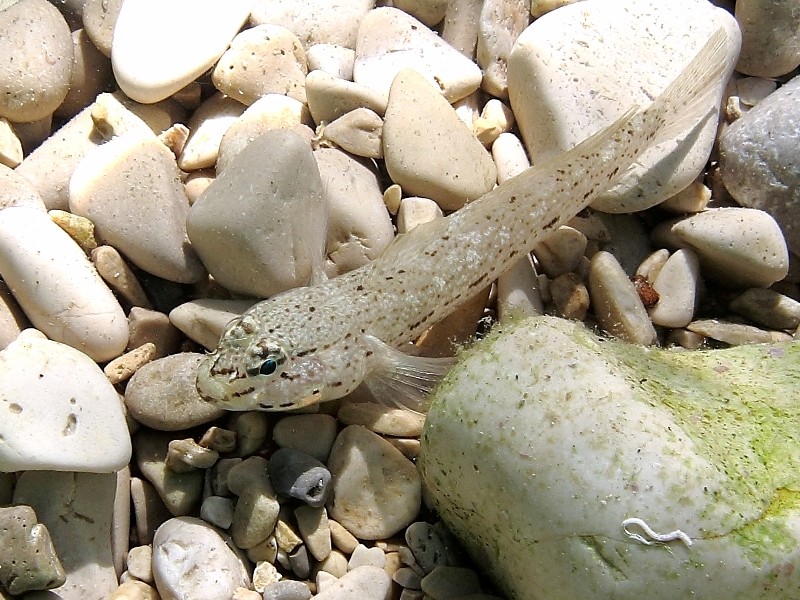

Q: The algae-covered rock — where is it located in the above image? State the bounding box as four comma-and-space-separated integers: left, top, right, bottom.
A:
419, 316, 800, 600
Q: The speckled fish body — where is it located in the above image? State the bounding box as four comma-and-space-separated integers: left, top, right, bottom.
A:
196, 30, 729, 411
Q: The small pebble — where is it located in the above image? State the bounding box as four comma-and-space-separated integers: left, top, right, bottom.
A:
104, 342, 157, 384
327, 425, 421, 540
200, 496, 236, 530
253, 560, 282, 592
0, 282, 28, 350
168, 298, 255, 350
152, 517, 250, 600
289, 544, 312, 578
0, 119, 23, 167
317, 549, 350, 578
307, 44, 356, 80
348, 544, 386, 570
312, 565, 391, 600
228, 456, 280, 549
125, 353, 226, 431
110, 580, 160, 600
91, 246, 153, 310
588, 251, 657, 345
306, 69, 388, 125
263, 579, 313, 600
320, 108, 384, 159
125, 545, 153, 584
648, 249, 701, 329
0, 505, 65, 594
178, 93, 246, 171
268, 447, 332, 507
130, 477, 173, 546
420, 566, 482, 599
329, 519, 359, 555
476, 0, 529, 98
295, 504, 333, 561
687, 319, 792, 345
57, 28, 114, 120
534, 226, 587, 278
229, 411, 271, 457
165, 438, 219, 472
405, 521, 458, 574
729, 288, 800, 331
549, 272, 590, 321
338, 401, 425, 436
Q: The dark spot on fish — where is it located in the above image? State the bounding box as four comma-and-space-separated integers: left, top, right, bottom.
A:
279, 402, 295, 408
331, 381, 343, 387
356, 285, 364, 291
280, 372, 294, 381
232, 387, 255, 398
543, 216, 559, 230
309, 306, 316, 312
258, 402, 274, 409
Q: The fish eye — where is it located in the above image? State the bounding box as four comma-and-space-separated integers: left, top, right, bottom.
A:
246, 345, 287, 378
259, 358, 278, 376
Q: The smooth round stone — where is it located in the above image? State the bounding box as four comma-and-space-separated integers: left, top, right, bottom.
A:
56, 29, 114, 119
405, 521, 458, 574
263, 580, 313, 600
0, 0, 72, 122
326, 425, 421, 540
651, 207, 789, 288
306, 69, 388, 125
127, 307, 182, 358
272, 414, 338, 463
383, 69, 496, 210
13, 472, 120, 600
124, 353, 226, 431
507, 0, 739, 213
92, 245, 152, 309
348, 544, 386, 569
112, 0, 251, 103
135, 430, 205, 516
0, 163, 46, 210
354, 7, 483, 104
126, 545, 153, 584
213, 24, 308, 105
729, 288, 800, 331
187, 130, 327, 298
735, 0, 800, 77
0, 207, 128, 361
268, 448, 332, 507
648, 248, 701, 329
250, 0, 374, 48
476, 0, 530, 98
82, 0, 123, 57
168, 299, 254, 350
719, 75, 800, 255
152, 517, 250, 600
588, 251, 657, 345
313, 565, 391, 600
315, 147, 394, 276
307, 44, 356, 80
337, 401, 425, 437
111, 580, 160, 600
0, 505, 65, 594
69, 133, 206, 284
177, 93, 246, 171
533, 226, 587, 278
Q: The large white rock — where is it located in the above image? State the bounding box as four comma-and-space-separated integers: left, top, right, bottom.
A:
0, 329, 131, 472
507, 0, 740, 212
0, 207, 128, 361
112, 0, 251, 103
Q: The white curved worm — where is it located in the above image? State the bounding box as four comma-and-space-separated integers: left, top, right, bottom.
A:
622, 517, 693, 547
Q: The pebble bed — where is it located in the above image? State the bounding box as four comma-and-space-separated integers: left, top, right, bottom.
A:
0, 0, 799, 599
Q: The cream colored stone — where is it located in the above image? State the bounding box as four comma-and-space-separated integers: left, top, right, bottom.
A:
534, 226, 587, 278
306, 69, 388, 125
57, 29, 114, 119
474, 99, 516, 145
169, 299, 255, 350
213, 24, 308, 105
112, 0, 251, 103
177, 93, 246, 171
441, 0, 483, 57
91, 245, 152, 309
383, 69, 496, 210
396, 197, 443, 234
477, 0, 530, 98
648, 249, 701, 328
338, 401, 426, 436
307, 44, 356, 80
0, 119, 23, 167
104, 343, 157, 385
0, 163, 45, 209
354, 7, 483, 103
660, 179, 712, 213
320, 108, 383, 159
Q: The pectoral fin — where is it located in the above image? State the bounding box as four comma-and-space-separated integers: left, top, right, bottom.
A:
363, 336, 456, 413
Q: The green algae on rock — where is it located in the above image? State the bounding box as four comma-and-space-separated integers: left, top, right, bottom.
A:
418, 316, 800, 600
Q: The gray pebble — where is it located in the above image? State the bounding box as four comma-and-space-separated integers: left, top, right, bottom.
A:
289, 544, 311, 579
729, 287, 800, 330
735, 0, 800, 77
420, 566, 482, 599
405, 521, 456, 574
262, 579, 313, 600
0, 505, 65, 594
720, 76, 800, 255
273, 414, 338, 463
125, 353, 226, 431
268, 448, 332, 507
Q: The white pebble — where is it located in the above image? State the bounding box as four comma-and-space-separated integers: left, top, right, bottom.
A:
648, 249, 701, 328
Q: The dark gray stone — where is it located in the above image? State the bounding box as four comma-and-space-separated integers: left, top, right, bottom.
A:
268, 448, 331, 507
719, 76, 800, 255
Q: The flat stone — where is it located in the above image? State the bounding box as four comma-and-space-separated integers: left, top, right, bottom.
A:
125, 545, 153, 584
135, 430, 204, 516
405, 521, 458, 574
228, 457, 280, 549
327, 425, 421, 540
719, 75, 800, 255
152, 517, 250, 600
729, 288, 800, 331
213, 24, 308, 105
337, 401, 426, 436
306, 69, 388, 125
312, 565, 391, 600
651, 207, 789, 288
125, 353, 226, 431
200, 496, 235, 530
112, 0, 251, 103
13, 472, 119, 600
687, 318, 792, 345
0, 0, 72, 122
648, 249, 701, 329
735, 0, 800, 77
0, 329, 131, 472
396, 197, 443, 234
272, 414, 338, 462
130, 476, 173, 546
69, 132, 206, 284
588, 251, 657, 345
507, 0, 739, 212
262, 580, 313, 600
250, 0, 375, 48
320, 108, 384, 159
354, 7, 483, 103
383, 69, 496, 210
187, 130, 327, 297
0, 207, 128, 361
168, 299, 255, 350
315, 147, 394, 276
127, 307, 182, 359
476, 0, 530, 98
0, 505, 65, 594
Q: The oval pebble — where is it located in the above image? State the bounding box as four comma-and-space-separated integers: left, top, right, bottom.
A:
0, 0, 72, 122
124, 353, 226, 431
152, 517, 250, 600
0, 206, 128, 361
272, 414, 338, 463
0, 329, 131, 472
735, 0, 800, 77
337, 401, 425, 437
177, 93, 246, 171
69, 133, 206, 284
312, 565, 391, 600
729, 288, 800, 331
326, 425, 421, 540
111, 0, 251, 103
648, 248, 701, 329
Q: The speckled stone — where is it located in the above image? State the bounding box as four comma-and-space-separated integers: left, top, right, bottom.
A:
735, 0, 800, 77
0, 505, 65, 594
719, 76, 800, 255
